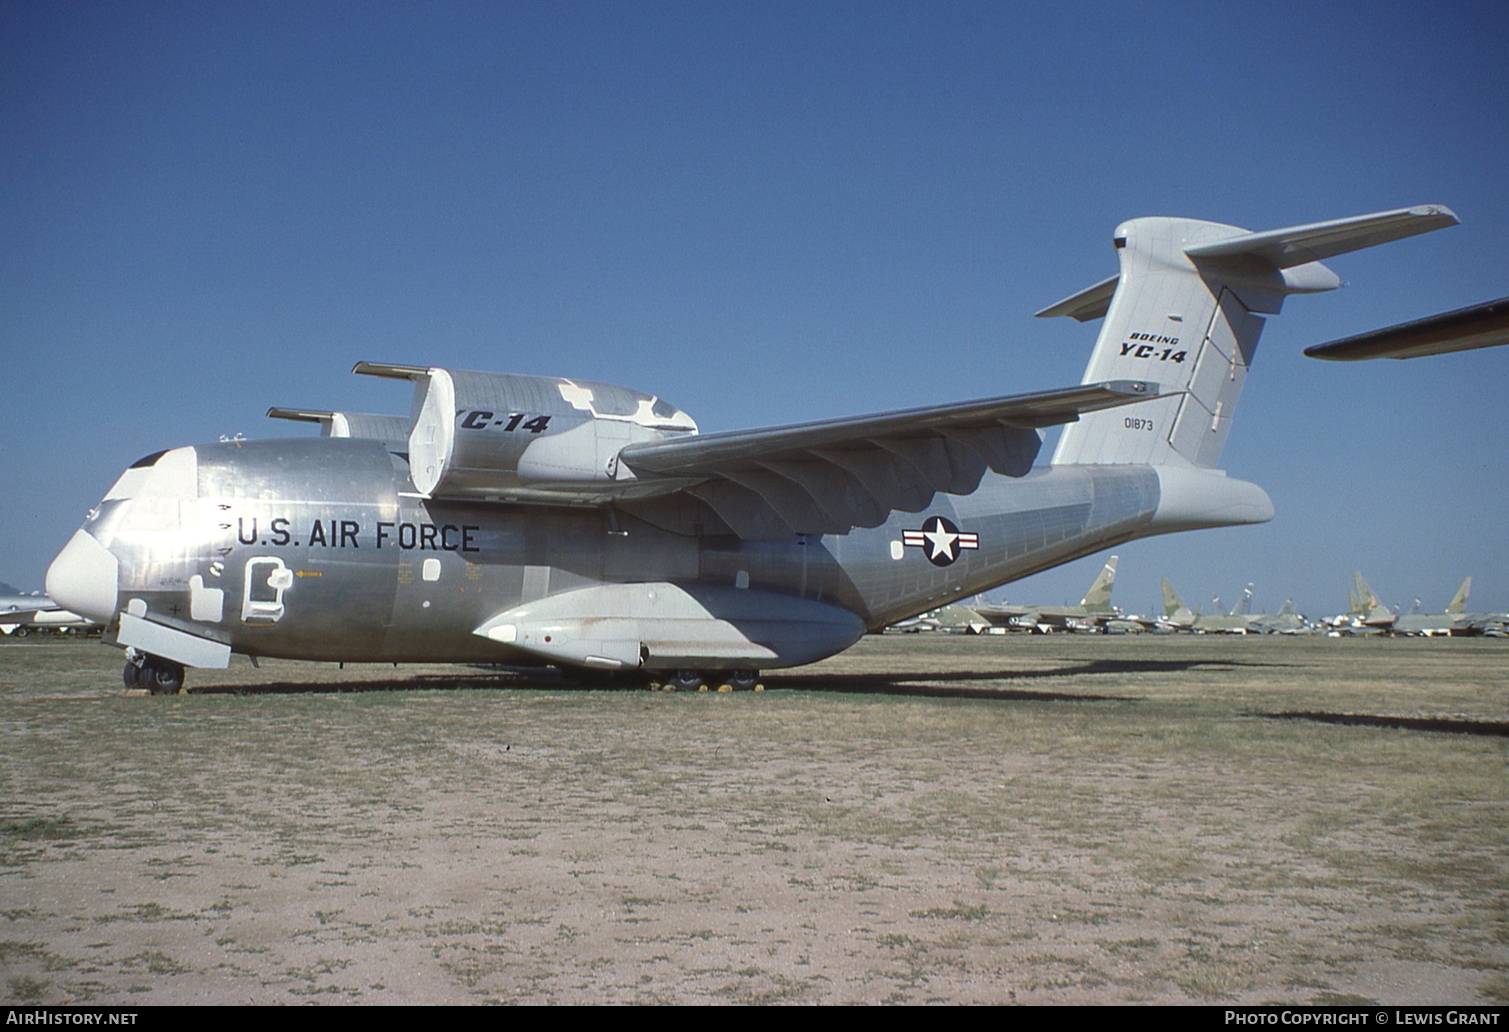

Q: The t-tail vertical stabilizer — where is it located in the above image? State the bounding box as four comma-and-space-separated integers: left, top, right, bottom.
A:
1038, 206, 1458, 536
1042, 205, 1458, 470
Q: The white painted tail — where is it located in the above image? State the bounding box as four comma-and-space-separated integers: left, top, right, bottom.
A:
1043, 206, 1458, 469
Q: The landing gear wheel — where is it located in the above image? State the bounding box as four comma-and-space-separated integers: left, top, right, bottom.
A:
122, 661, 142, 691
14, 626, 29, 639
139, 656, 186, 695
729, 669, 760, 691
667, 669, 705, 692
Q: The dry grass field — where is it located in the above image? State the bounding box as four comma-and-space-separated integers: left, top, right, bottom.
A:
0, 633, 1505, 1005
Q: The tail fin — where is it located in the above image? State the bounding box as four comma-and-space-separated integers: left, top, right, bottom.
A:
1446, 576, 1472, 615
1043, 206, 1458, 468
1353, 572, 1396, 623
1230, 584, 1254, 616
1161, 577, 1182, 617
1353, 572, 1379, 610
1080, 556, 1118, 613
1160, 577, 1196, 624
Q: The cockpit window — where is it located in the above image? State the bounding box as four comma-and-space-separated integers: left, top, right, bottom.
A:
651, 398, 679, 419
129, 451, 168, 469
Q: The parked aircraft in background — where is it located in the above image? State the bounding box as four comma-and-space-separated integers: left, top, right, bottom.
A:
889, 602, 994, 634
1391, 577, 1472, 636
1332, 575, 1507, 637
1249, 599, 1308, 635
1151, 581, 1316, 634
0, 592, 96, 636
1156, 579, 1261, 633
972, 557, 1121, 632
1325, 572, 1399, 635
43, 204, 1469, 692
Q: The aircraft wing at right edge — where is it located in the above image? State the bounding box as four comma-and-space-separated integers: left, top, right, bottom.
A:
1305, 296, 1509, 361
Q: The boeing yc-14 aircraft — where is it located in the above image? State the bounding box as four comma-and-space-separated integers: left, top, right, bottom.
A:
45, 205, 1471, 692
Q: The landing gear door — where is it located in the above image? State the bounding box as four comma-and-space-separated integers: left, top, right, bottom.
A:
242, 557, 292, 625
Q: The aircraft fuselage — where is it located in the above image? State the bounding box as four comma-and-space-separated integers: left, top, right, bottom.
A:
58, 436, 1178, 670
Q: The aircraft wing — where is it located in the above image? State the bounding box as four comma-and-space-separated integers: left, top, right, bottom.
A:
969, 603, 1033, 627
0, 605, 93, 630
618, 380, 1163, 537
1304, 296, 1509, 361
0, 601, 56, 624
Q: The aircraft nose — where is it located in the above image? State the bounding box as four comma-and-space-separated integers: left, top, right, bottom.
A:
46, 530, 119, 624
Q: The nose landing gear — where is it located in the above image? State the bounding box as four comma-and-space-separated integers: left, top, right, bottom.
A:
124, 651, 187, 694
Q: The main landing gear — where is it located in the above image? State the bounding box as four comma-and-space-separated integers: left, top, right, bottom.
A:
123, 651, 186, 695
653, 668, 763, 692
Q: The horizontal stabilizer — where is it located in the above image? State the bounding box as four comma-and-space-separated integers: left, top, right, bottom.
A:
1304, 296, 1509, 361
1184, 204, 1458, 269
1035, 274, 1119, 322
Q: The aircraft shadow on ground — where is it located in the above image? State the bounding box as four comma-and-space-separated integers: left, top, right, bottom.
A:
1263, 711, 1509, 739
188, 658, 1286, 701
770, 658, 1285, 703
189, 670, 562, 696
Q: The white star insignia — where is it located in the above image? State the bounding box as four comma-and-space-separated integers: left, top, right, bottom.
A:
902, 516, 979, 567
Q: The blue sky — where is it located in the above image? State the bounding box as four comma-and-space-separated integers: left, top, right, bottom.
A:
4, 0, 1505, 617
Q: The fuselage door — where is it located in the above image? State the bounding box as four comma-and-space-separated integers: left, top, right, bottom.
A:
242, 557, 293, 624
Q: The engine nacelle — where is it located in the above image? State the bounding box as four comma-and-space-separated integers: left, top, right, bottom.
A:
356, 363, 697, 499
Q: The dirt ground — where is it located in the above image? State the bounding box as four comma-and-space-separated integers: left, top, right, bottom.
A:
1, 633, 1505, 1005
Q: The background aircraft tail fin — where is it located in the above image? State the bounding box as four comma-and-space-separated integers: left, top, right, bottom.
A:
1353, 572, 1378, 610
1161, 577, 1181, 617
1446, 576, 1472, 615
1353, 571, 1396, 623
1159, 577, 1195, 623
1043, 206, 1457, 469
1080, 556, 1117, 612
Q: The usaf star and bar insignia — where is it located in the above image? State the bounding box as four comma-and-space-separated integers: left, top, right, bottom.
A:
902, 516, 979, 567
